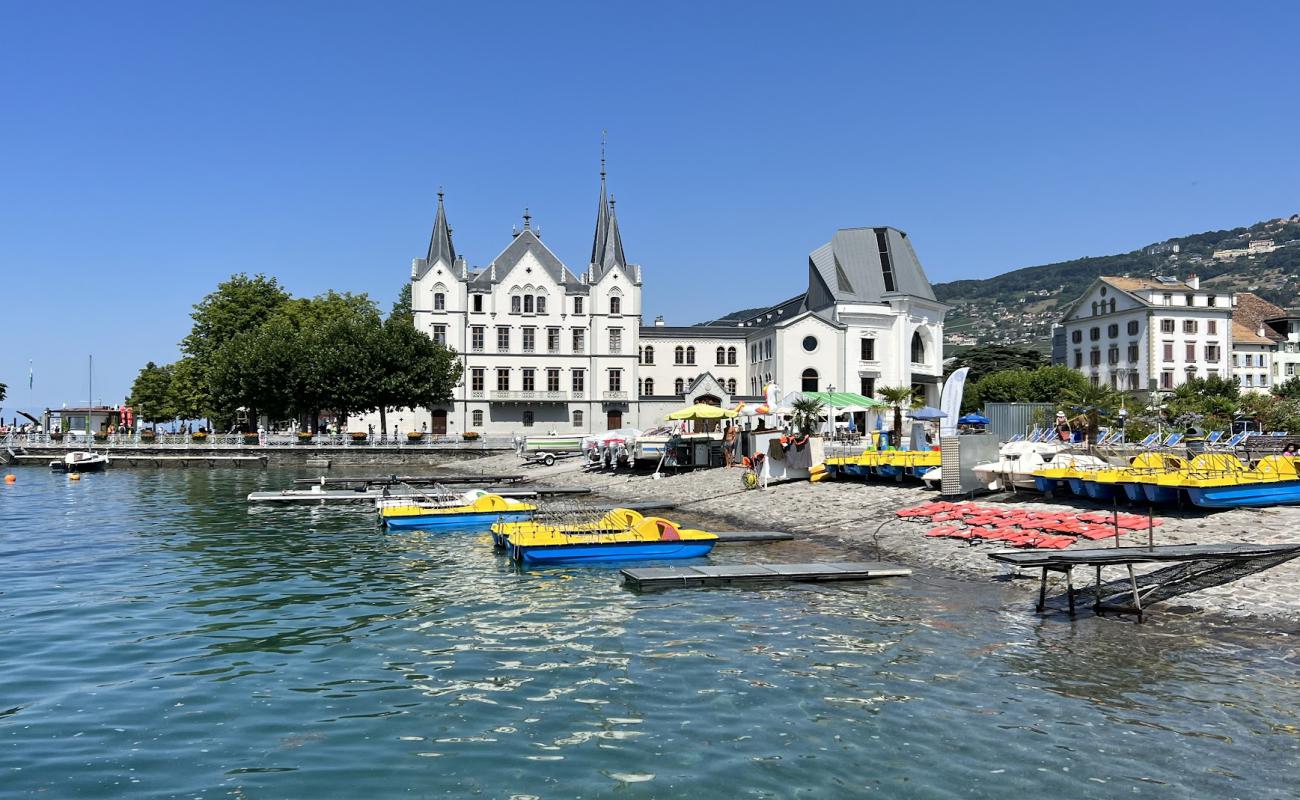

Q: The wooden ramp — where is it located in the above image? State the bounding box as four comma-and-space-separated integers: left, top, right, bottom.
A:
621, 561, 910, 590
712, 531, 796, 543
988, 543, 1300, 621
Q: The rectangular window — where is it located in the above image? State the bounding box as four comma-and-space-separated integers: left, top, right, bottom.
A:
572, 328, 586, 353
609, 369, 622, 391
1245, 374, 1254, 386
1245, 354, 1254, 367
511, 296, 521, 314
1208, 320, 1217, 334
1128, 373, 1139, 390
547, 368, 560, 392
1289, 364, 1297, 377
1205, 345, 1219, 362
1107, 324, 1119, 338
860, 377, 875, 398
609, 328, 622, 353
470, 368, 484, 392
1260, 373, 1269, 387
572, 369, 585, 393
1073, 351, 1083, 368
547, 327, 560, 353
1186, 343, 1196, 362
470, 326, 484, 352
522, 327, 536, 352
523, 295, 534, 314
874, 228, 895, 292
1108, 347, 1119, 365
497, 326, 510, 351
1163, 342, 1174, 362
432, 324, 446, 346
536, 296, 546, 315
1128, 344, 1140, 362
472, 409, 483, 427
434, 292, 445, 311
860, 338, 875, 361
1183, 320, 1197, 334
521, 368, 535, 392
1207, 295, 1216, 307
472, 294, 484, 313
1090, 349, 1101, 366
1161, 371, 1174, 389
1127, 320, 1140, 335
496, 368, 510, 391
574, 296, 584, 315
1163, 294, 1173, 306
1160, 319, 1175, 333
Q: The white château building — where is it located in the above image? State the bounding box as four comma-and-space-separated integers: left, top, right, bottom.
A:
358, 169, 948, 436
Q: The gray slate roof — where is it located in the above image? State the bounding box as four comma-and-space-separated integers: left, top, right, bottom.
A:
426, 192, 456, 267
806, 227, 936, 309
469, 229, 587, 294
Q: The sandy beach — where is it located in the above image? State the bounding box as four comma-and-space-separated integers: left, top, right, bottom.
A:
455, 451, 1300, 621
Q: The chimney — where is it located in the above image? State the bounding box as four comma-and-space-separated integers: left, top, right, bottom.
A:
1187, 274, 1200, 290
654, 315, 665, 327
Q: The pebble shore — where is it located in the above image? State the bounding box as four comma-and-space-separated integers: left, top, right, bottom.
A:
456, 452, 1300, 621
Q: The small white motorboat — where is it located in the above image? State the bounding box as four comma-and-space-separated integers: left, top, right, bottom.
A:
971, 440, 1070, 491
50, 451, 110, 473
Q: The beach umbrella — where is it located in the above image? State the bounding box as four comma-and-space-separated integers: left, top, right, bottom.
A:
665, 403, 739, 421
958, 412, 990, 425
908, 406, 948, 421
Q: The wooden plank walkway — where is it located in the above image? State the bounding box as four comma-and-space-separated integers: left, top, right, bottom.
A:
621, 561, 910, 590
712, 531, 796, 543
292, 474, 526, 486
988, 543, 1300, 621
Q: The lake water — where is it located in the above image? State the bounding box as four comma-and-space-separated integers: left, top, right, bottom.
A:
2, 467, 1298, 798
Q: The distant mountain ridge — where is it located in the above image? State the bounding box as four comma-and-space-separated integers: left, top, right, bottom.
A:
936, 214, 1300, 352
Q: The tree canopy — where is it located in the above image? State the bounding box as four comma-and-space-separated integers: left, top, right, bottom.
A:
131, 275, 462, 431
947, 345, 1046, 384
964, 365, 1088, 411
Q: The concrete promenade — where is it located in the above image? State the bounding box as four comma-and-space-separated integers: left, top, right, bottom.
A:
457, 451, 1300, 622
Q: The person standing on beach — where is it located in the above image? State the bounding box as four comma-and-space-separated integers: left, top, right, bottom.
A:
723, 424, 737, 467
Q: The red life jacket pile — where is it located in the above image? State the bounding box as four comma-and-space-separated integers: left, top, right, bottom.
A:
896, 501, 1163, 550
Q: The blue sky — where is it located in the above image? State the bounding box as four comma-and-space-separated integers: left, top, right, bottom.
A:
2, 1, 1298, 412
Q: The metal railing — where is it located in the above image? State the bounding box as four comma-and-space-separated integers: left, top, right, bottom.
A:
1, 432, 515, 449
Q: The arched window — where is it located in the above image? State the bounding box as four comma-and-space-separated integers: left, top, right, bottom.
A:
716, 346, 726, 365
572, 410, 584, 428
644, 378, 654, 395
674, 378, 685, 395
433, 292, 445, 310
610, 296, 621, 314
536, 295, 546, 314
675, 346, 685, 364
637, 379, 644, 395
1109, 298, 1116, 313
1091, 301, 1098, 315
644, 346, 654, 365
523, 295, 534, 314
511, 295, 522, 314
522, 411, 534, 427
727, 346, 737, 365
686, 346, 696, 365
911, 330, 926, 363
726, 379, 736, 394
801, 368, 818, 392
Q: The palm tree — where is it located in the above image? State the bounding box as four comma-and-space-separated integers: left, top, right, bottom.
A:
789, 396, 825, 436
877, 385, 916, 448
1062, 381, 1120, 445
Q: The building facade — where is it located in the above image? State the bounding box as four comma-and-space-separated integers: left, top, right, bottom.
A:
355, 171, 948, 436
1055, 276, 1233, 392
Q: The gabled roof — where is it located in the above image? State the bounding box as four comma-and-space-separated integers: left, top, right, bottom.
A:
805, 227, 936, 310
1102, 276, 1196, 293
470, 229, 584, 291
1232, 321, 1274, 346
1233, 292, 1286, 341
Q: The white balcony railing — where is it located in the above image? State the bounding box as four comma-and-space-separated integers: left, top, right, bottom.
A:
489, 390, 568, 402
603, 390, 628, 400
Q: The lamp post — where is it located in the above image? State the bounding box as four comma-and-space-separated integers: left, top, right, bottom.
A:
827, 383, 835, 439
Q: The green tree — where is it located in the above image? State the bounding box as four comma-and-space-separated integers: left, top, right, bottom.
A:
127, 362, 176, 425
1273, 376, 1300, 399
374, 316, 462, 433
168, 357, 210, 423
0, 381, 6, 403
877, 385, 916, 448
789, 396, 824, 436
947, 345, 1045, 383
1062, 382, 1121, 445
390, 283, 413, 324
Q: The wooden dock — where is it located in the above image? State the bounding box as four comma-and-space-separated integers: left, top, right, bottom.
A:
621, 561, 910, 590
247, 485, 590, 503
291, 474, 526, 486
12, 454, 267, 468
988, 543, 1300, 620
712, 531, 796, 543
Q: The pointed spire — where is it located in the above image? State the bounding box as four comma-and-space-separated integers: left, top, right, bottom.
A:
426, 188, 456, 266
589, 151, 609, 267
523, 207, 532, 229
601, 194, 626, 271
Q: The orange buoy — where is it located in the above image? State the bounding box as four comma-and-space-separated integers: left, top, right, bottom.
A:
69, 473, 82, 481
3, 474, 14, 483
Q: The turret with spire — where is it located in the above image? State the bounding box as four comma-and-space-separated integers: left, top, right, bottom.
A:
588, 141, 627, 280
426, 189, 456, 267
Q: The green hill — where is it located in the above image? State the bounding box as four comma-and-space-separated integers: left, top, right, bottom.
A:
936, 214, 1300, 352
